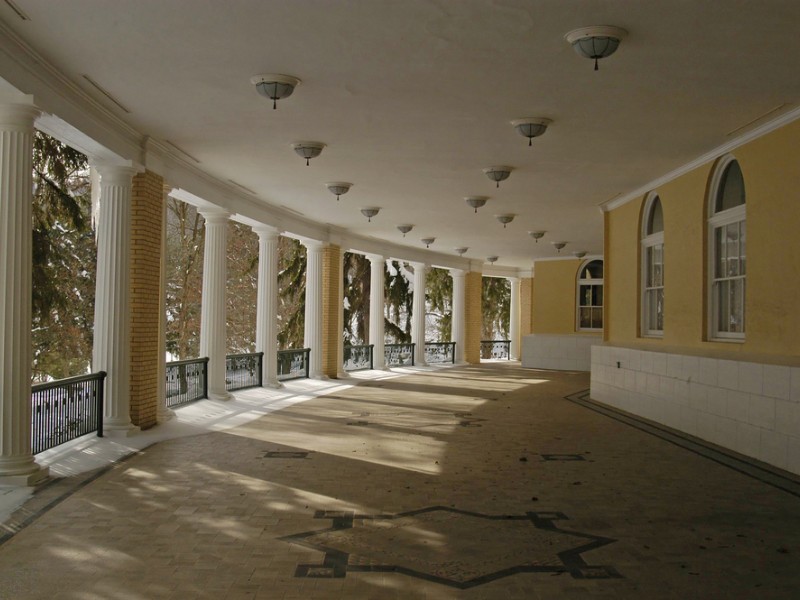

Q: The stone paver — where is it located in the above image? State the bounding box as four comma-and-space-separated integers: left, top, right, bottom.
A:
1, 363, 799, 599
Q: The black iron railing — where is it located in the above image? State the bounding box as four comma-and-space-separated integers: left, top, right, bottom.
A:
31, 371, 106, 454
481, 340, 511, 360
343, 344, 373, 371
425, 342, 456, 364
278, 348, 311, 381
166, 357, 208, 408
225, 352, 263, 391
385, 343, 415, 367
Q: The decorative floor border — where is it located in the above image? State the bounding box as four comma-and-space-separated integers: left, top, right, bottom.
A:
567, 390, 800, 498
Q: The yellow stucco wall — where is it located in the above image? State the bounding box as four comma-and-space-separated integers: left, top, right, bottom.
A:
606, 118, 800, 359
531, 259, 597, 335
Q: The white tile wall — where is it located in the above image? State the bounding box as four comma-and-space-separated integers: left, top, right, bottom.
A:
521, 334, 601, 371
590, 345, 800, 476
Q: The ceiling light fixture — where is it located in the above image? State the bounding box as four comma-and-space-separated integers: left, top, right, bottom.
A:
397, 224, 414, 237
360, 207, 380, 222
251, 74, 301, 109
511, 118, 552, 146
486, 256, 498, 264
529, 231, 546, 243
465, 196, 489, 213
421, 237, 435, 249
483, 166, 513, 188
496, 214, 515, 228
325, 181, 352, 201
552, 241, 567, 253
454, 247, 468, 256
573, 251, 587, 259
565, 26, 628, 71
291, 141, 325, 166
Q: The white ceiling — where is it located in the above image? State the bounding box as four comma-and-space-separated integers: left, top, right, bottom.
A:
3, 0, 800, 268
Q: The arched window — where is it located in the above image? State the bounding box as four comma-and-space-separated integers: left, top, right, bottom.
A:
577, 259, 603, 331
641, 192, 664, 336
708, 156, 746, 340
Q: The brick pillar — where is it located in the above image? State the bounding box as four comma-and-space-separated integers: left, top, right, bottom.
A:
520, 277, 533, 336
129, 170, 164, 429
464, 271, 483, 364
321, 244, 342, 378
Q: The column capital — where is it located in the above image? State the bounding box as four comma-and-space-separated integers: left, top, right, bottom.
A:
507, 275, 521, 284
0, 95, 39, 130
199, 209, 231, 224
301, 238, 327, 251
449, 268, 467, 278
91, 162, 140, 182
365, 252, 384, 263
252, 225, 281, 240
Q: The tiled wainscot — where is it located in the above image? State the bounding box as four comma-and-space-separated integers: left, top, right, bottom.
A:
522, 334, 601, 371
590, 345, 800, 475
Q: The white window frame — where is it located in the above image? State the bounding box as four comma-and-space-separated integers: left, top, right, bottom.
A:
641, 192, 664, 338
707, 155, 746, 342
576, 259, 603, 332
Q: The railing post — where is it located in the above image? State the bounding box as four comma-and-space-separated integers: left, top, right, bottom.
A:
304, 349, 311, 379
451, 342, 456, 363
411, 343, 415, 366
202, 357, 209, 399
257, 352, 264, 386
95, 372, 106, 438
369, 344, 374, 370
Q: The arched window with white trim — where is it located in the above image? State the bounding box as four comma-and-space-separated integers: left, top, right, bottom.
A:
577, 259, 603, 331
641, 192, 664, 336
708, 156, 746, 340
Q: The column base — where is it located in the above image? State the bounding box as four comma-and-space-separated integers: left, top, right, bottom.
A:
312, 374, 329, 381
102, 423, 141, 438
208, 390, 233, 401
0, 466, 49, 487
156, 407, 176, 423
263, 380, 283, 389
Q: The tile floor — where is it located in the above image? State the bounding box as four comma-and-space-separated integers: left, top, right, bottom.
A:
1, 363, 799, 599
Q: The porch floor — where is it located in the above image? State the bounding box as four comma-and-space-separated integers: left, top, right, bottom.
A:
1, 363, 799, 599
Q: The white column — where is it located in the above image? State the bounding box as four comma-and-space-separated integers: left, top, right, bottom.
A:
509, 277, 521, 360
450, 269, 466, 364
410, 261, 428, 366
0, 97, 48, 484
254, 226, 281, 388
336, 250, 347, 378
303, 240, 324, 378
367, 254, 386, 369
199, 210, 231, 400
92, 162, 139, 434
157, 185, 174, 422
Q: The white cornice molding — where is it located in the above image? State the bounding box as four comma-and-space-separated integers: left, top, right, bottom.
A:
600, 104, 800, 213
533, 254, 603, 264
483, 265, 520, 279
0, 17, 142, 162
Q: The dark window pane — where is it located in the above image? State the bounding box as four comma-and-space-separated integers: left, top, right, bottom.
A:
647, 196, 664, 235
715, 160, 745, 213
